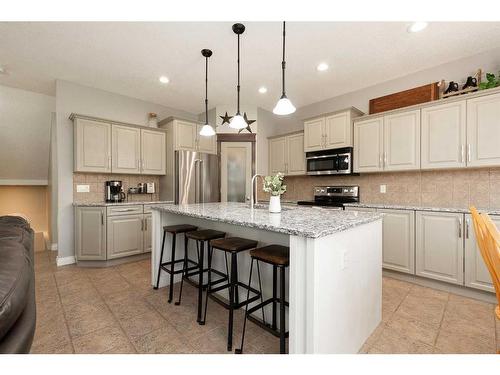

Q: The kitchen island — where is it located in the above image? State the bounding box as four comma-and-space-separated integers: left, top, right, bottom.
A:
151, 202, 383, 354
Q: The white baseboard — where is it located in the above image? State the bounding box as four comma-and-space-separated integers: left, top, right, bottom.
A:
56, 255, 76, 267
50, 243, 58, 251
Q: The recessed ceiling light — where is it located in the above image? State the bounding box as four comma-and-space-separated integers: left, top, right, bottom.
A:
317, 63, 329, 72
408, 22, 428, 33
258, 86, 268, 94
159, 76, 169, 84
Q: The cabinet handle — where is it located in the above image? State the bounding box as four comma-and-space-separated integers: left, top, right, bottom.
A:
460, 145, 465, 163
458, 218, 462, 238
465, 218, 470, 239
115, 208, 135, 212
467, 144, 471, 163
108, 156, 112, 169
144, 218, 148, 231
378, 153, 382, 168
101, 212, 104, 225
383, 152, 387, 167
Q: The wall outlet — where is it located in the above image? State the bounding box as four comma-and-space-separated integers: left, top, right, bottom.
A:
379, 184, 386, 194
76, 184, 90, 193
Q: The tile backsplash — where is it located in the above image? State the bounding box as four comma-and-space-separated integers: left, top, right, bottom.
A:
259, 167, 500, 209
73, 173, 160, 203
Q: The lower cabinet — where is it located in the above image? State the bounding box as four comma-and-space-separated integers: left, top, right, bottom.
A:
107, 214, 144, 259
75, 207, 106, 260
416, 211, 464, 285
464, 214, 496, 292
143, 213, 152, 253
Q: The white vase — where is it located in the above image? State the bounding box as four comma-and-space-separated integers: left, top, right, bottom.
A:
269, 195, 281, 213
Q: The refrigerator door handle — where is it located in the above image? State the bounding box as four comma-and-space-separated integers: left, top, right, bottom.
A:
199, 160, 204, 204
194, 159, 199, 204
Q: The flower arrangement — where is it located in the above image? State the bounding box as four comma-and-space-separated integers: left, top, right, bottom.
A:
263, 172, 287, 196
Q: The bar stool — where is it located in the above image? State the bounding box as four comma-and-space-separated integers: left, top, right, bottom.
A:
205, 237, 262, 351
235, 245, 289, 354
179, 229, 227, 323
154, 224, 198, 304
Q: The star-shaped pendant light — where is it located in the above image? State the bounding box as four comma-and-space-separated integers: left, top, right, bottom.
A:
238, 112, 255, 133
219, 111, 233, 126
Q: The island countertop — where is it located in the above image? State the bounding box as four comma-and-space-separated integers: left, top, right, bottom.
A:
151, 202, 382, 238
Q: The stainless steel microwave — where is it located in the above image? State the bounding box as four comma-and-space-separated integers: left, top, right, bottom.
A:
306, 147, 353, 175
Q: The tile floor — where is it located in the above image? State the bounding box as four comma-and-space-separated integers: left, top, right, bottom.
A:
31, 251, 500, 354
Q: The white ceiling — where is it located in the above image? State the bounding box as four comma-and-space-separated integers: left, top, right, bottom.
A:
1, 22, 500, 114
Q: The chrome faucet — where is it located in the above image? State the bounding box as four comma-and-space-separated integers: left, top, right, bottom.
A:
250, 174, 263, 209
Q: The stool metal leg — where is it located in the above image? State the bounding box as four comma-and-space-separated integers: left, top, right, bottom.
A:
256, 261, 266, 324
279, 266, 286, 354
168, 233, 176, 303
175, 234, 189, 306
272, 265, 277, 330
235, 258, 255, 354
227, 252, 237, 351
154, 230, 167, 289
196, 240, 205, 323
200, 244, 213, 325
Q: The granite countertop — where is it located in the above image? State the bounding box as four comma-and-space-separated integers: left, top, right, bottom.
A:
151, 202, 383, 239
73, 201, 174, 207
344, 203, 500, 215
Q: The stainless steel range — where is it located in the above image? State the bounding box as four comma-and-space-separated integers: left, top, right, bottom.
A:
297, 185, 359, 209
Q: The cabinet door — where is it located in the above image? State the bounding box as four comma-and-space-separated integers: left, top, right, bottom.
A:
75, 207, 106, 261
464, 214, 495, 292
143, 213, 152, 253
74, 119, 111, 173
353, 117, 384, 172
304, 118, 325, 152
107, 214, 144, 259
174, 120, 197, 151
269, 137, 287, 174
379, 209, 415, 274
421, 101, 466, 169
141, 129, 166, 175
383, 110, 420, 171
416, 211, 464, 285
112, 125, 141, 174
467, 92, 500, 167
325, 112, 352, 148
286, 133, 306, 175
196, 125, 217, 154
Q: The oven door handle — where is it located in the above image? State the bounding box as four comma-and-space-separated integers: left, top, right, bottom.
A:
306, 154, 337, 160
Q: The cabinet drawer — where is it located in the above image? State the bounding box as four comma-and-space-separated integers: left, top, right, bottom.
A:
143, 203, 165, 214
107, 205, 143, 216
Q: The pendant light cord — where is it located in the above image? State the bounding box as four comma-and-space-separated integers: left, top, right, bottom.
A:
237, 33, 241, 114
281, 21, 286, 96
205, 55, 209, 125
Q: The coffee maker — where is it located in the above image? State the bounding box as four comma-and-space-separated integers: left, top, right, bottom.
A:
105, 181, 126, 203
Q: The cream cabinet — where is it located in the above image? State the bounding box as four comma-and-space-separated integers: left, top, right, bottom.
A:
304, 108, 362, 152
74, 118, 112, 173
383, 110, 420, 171
269, 132, 306, 176
466, 92, 500, 167
421, 100, 466, 169
143, 213, 152, 253
464, 214, 495, 292
353, 117, 384, 172
171, 119, 217, 154
107, 214, 144, 259
416, 211, 464, 285
75, 207, 106, 260
112, 125, 141, 174
141, 129, 166, 175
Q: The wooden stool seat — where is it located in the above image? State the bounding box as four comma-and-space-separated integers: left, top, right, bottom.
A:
210, 237, 258, 253
163, 224, 198, 234
186, 229, 226, 241
250, 245, 290, 266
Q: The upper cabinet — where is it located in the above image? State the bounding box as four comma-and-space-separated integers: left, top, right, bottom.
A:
421, 100, 466, 169
304, 108, 362, 152
74, 118, 112, 173
268, 131, 306, 176
170, 119, 217, 154
353, 117, 384, 172
72, 114, 166, 175
466, 92, 500, 167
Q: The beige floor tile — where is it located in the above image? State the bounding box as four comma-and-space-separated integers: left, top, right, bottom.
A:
131, 324, 190, 353
106, 296, 154, 321
387, 312, 439, 345
93, 273, 133, 296
120, 309, 170, 339
72, 325, 131, 354
435, 328, 496, 354
359, 323, 386, 353
30, 341, 74, 354
60, 286, 102, 307
54, 266, 88, 286
64, 301, 117, 338
408, 285, 449, 302
102, 341, 137, 354
189, 326, 234, 354
441, 310, 495, 341
446, 294, 495, 323
396, 294, 446, 327
368, 327, 434, 354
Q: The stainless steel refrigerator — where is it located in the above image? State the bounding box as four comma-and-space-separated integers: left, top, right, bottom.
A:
175, 150, 220, 204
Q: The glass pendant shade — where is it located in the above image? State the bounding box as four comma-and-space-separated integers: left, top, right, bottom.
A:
199, 124, 216, 136
229, 114, 247, 129
273, 95, 296, 115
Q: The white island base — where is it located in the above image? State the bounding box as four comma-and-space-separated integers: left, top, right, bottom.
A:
152, 208, 382, 354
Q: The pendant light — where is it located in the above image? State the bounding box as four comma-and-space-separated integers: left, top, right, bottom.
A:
229, 23, 247, 130
199, 49, 216, 136
273, 21, 296, 115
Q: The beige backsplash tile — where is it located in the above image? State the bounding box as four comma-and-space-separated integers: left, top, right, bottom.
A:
273, 167, 500, 210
